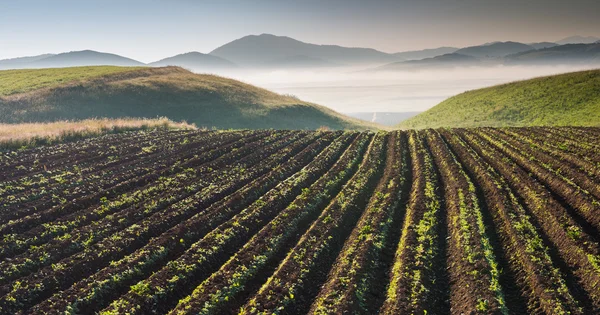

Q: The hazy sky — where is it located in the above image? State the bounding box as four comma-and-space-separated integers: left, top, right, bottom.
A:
1, 0, 599, 62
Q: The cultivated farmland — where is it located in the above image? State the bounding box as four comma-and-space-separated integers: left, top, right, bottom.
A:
0, 127, 599, 314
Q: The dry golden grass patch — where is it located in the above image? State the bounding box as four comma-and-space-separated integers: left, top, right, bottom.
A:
0, 117, 195, 148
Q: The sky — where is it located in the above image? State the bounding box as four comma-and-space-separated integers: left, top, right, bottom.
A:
1, 0, 599, 63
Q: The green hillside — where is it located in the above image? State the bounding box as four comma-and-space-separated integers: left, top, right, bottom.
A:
399, 69, 600, 129
0, 66, 144, 96
0, 66, 378, 130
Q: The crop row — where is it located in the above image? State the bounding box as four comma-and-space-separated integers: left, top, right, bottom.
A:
381, 131, 447, 314
0, 130, 310, 312
308, 131, 409, 315
0, 131, 304, 285
0, 130, 224, 210
30, 131, 351, 314
459, 129, 600, 312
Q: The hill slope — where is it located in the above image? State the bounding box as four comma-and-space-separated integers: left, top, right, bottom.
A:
455, 41, 535, 58
0, 54, 56, 70
262, 55, 341, 68
0, 51, 143, 69
392, 47, 458, 60
210, 33, 398, 67
149, 52, 237, 71
372, 53, 479, 71
505, 43, 600, 64
28, 50, 145, 68
0, 66, 145, 96
556, 35, 600, 45
398, 69, 600, 129
0, 66, 377, 130
529, 42, 559, 50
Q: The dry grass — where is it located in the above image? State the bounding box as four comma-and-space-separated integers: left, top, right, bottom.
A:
0, 117, 195, 149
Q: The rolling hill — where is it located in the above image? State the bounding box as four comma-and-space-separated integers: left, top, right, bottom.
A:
369, 53, 480, 71
455, 41, 535, 58
398, 69, 600, 129
529, 42, 559, 50
505, 43, 600, 64
392, 47, 458, 60
0, 66, 378, 130
149, 52, 237, 71
28, 50, 144, 68
0, 54, 56, 70
209, 33, 399, 67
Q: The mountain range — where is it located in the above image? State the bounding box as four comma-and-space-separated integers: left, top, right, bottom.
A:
1, 34, 599, 71
372, 42, 600, 71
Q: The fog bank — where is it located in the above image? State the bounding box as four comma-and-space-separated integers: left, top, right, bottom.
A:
216, 64, 600, 114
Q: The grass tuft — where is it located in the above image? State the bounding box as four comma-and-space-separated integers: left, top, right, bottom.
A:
0, 117, 195, 150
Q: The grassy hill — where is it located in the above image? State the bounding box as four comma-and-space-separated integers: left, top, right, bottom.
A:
0, 66, 145, 96
0, 66, 378, 130
398, 69, 600, 129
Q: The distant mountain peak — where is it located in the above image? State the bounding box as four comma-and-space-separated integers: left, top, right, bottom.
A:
482, 41, 523, 46
210, 34, 397, 67
557, 35, 600, 45
482, 41, 501, 46
149, 51, 237, 70
238, 33, 297, 41
257, 33, 283, 38
165, 51, 212, 57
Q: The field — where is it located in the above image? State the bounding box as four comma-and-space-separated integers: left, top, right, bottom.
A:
0, 127, 599, 314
